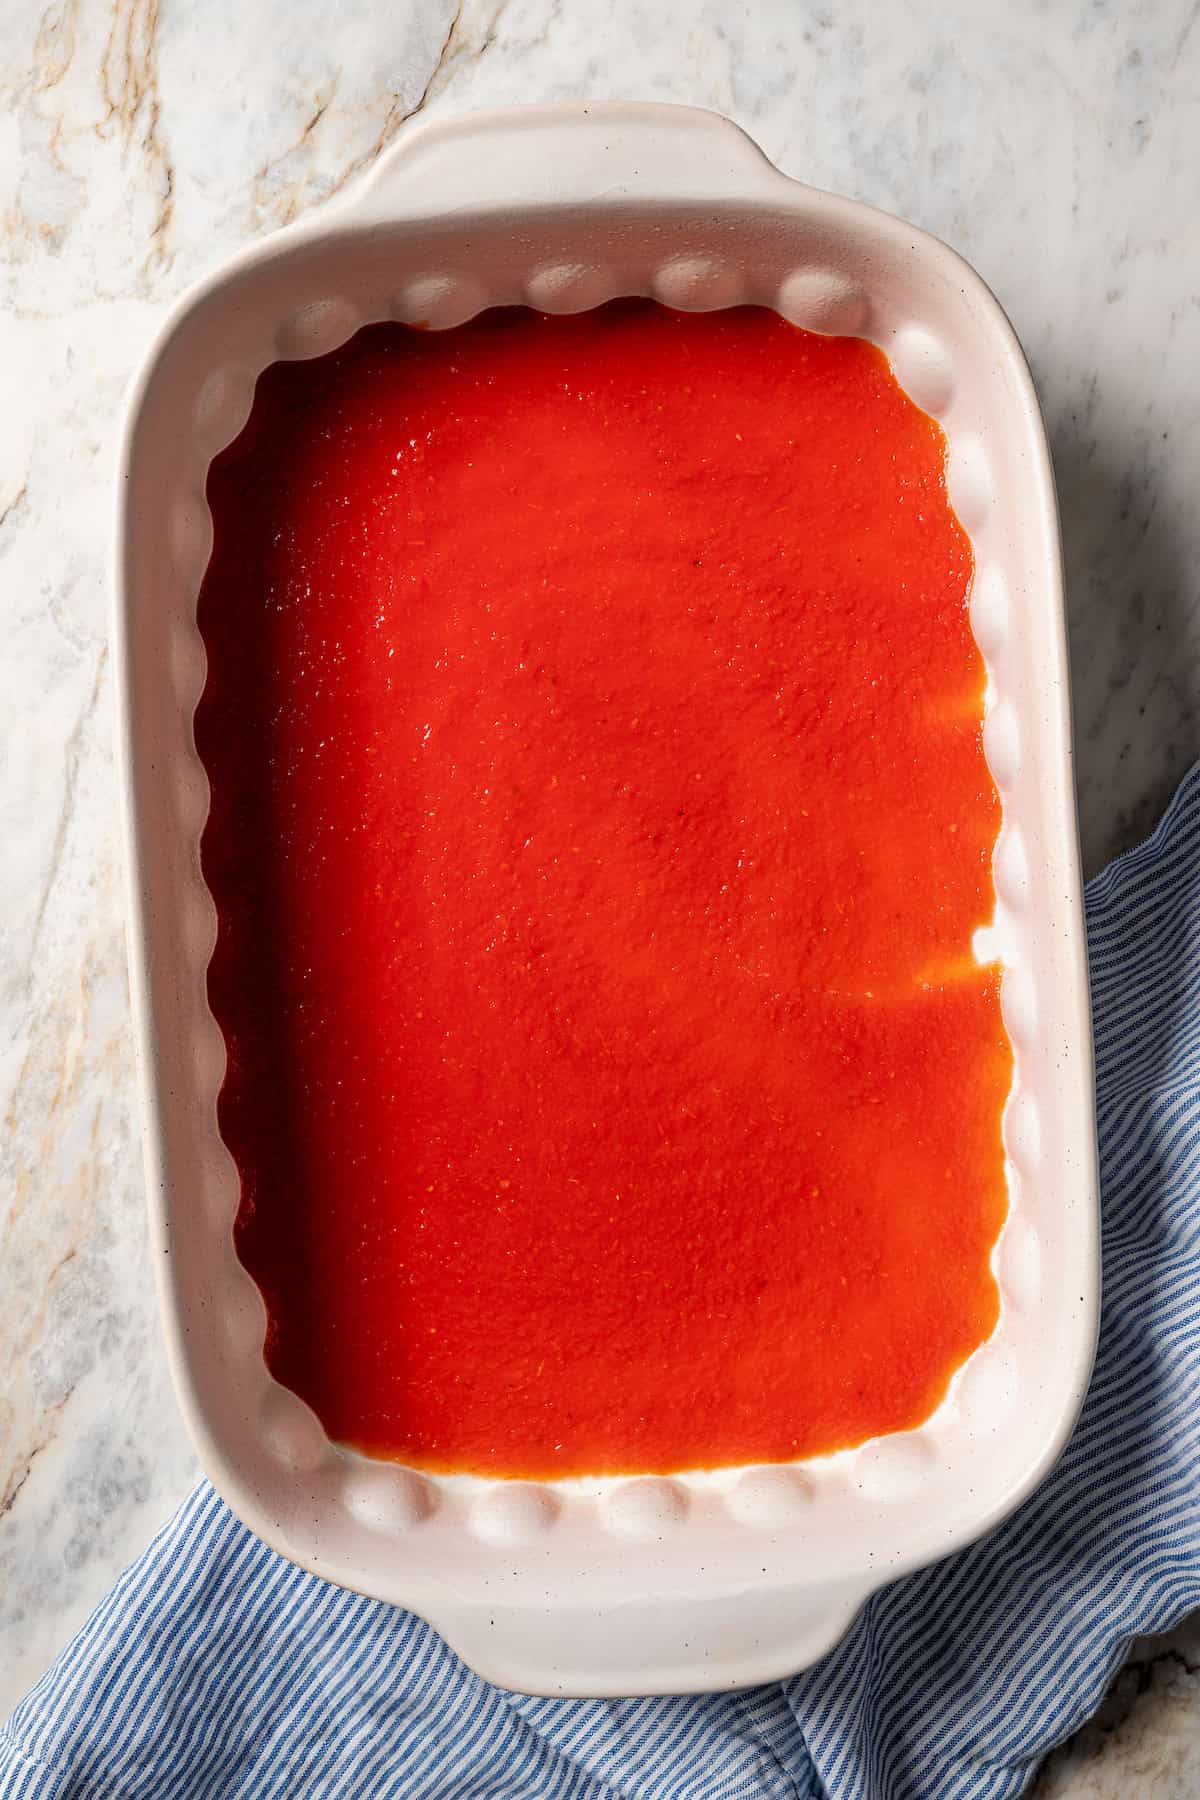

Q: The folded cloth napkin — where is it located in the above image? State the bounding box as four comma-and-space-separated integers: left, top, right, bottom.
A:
6, 767, 1200, 1800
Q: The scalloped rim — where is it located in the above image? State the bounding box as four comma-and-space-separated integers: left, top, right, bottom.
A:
185, 262, 1029, 1529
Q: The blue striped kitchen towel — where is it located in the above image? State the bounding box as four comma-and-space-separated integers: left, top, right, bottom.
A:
5, 765, 1200, 1800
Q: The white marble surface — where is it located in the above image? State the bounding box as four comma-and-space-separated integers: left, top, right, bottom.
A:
2, 0, 1199, 1789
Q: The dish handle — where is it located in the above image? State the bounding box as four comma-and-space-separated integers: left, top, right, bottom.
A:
341, 99, 791, 223
431, 1577, 870, 1698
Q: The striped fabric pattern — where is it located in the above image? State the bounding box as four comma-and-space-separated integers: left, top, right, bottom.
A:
5, 765, 1200, 1799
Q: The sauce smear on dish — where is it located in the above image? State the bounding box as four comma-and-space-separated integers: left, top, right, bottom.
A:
197, 302, 1010, 1478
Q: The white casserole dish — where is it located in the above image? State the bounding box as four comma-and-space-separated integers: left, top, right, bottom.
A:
114, 101, 1099, 1696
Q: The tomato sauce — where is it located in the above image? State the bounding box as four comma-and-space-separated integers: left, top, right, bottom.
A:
197, 301, 1010, 1478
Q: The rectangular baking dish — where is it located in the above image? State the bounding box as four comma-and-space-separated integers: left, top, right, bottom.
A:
114, 101, 1099, 1696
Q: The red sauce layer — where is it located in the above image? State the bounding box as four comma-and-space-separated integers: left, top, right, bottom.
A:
197, 302, 1010, 1478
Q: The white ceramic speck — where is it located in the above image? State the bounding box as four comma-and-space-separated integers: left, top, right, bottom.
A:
113, 101, 1098, 1697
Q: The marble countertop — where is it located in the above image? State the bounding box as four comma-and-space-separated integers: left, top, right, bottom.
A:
3, 0, 1199, 1789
